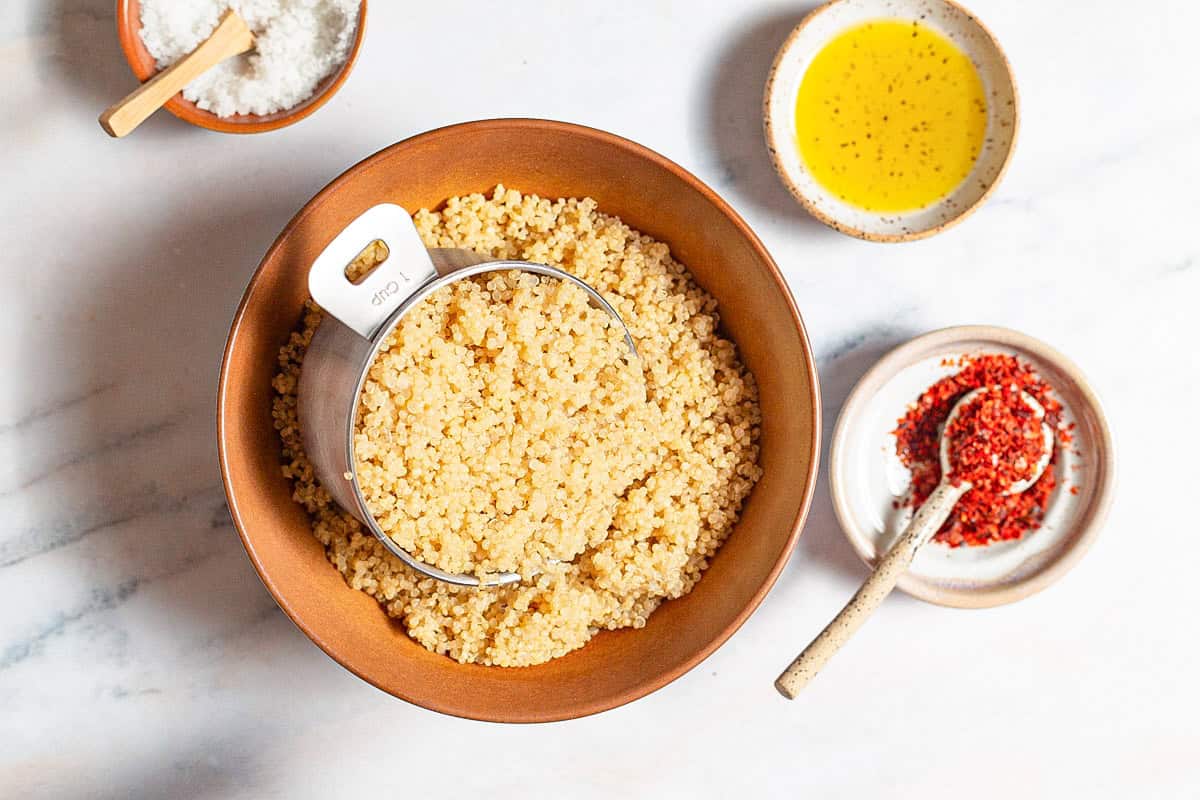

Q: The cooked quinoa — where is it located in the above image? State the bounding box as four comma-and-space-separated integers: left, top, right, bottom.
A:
272, 187, 763, 666
356, 271, 649, 578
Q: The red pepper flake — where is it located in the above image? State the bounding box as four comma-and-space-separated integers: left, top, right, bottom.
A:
943, 385, 1046, 492
893, 353, 1064, 547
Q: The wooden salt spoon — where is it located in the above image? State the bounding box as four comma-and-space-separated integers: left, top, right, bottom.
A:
99, 10, 254, 138
775, 387, 1055, 699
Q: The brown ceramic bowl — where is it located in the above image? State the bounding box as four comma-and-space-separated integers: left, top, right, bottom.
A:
218, 119, 821, 721
115, 0, 366, 134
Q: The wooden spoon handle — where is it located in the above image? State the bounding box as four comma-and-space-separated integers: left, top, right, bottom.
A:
99, 11, 254, 138
775, 479, 969, 699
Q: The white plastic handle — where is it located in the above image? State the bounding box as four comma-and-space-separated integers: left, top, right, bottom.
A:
308, 204, 438, 340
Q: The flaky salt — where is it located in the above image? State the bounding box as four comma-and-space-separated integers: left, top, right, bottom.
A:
138, 0, 360, 118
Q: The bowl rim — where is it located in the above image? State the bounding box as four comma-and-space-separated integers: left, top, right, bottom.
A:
762, 0, 1021, 243
216, 118, 823, 721
115, 0, 367, 134
828, 324, 1115, 608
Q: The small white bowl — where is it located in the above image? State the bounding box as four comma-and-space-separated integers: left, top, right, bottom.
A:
764, 0, 1019, 242
829, 326, 1115, 608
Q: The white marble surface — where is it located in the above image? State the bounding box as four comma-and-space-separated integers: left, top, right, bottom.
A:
2, 1, 1196, 797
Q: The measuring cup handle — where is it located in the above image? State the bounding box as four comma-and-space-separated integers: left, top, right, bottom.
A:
307, 204, 438, 340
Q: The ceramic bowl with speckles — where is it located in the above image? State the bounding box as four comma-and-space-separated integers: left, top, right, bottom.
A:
829, 326, 1115, 608
764, 0, 1018, 242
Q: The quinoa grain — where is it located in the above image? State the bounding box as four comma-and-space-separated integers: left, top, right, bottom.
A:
272, 187, 762, 666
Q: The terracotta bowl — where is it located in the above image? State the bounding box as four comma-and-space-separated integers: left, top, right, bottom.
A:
115, 0, 367, 134
217, 119, 821, 721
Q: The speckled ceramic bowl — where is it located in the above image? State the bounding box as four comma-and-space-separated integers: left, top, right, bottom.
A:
115, 0, 367, 134
764, 0, 1018, 241
829, 326, 1114, 608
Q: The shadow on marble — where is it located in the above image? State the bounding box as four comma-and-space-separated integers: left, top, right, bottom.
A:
18, 191, 305, 658
783, 328, 918, 587
0, 172, 321, 786
701, 6, 832, 233
38, 0, 196, 138
98, 750, 246, 800
39, 1, 131, 102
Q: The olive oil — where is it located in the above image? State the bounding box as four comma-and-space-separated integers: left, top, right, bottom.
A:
794, 20, 988, 212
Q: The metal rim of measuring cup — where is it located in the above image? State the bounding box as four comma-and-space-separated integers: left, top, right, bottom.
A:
342, 259, 639, 588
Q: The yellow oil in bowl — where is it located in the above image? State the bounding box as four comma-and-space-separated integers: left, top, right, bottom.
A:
794, 20, 988, 213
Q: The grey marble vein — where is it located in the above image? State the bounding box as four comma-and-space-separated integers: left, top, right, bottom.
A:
0, 485, 228, 569
0, 415, 184, 499
816, 319, 915, 364
1, 578, 141, 671
0, 380, 117, 436
0, 527, 237, 673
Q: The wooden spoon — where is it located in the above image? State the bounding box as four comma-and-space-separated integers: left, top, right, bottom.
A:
99, 10, 255, 138
775, 388, 1055, 699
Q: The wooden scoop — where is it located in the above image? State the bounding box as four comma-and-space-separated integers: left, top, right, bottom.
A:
99, 10, 255, 138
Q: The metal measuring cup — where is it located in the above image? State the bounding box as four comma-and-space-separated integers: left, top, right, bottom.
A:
297, 204, 638, 587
